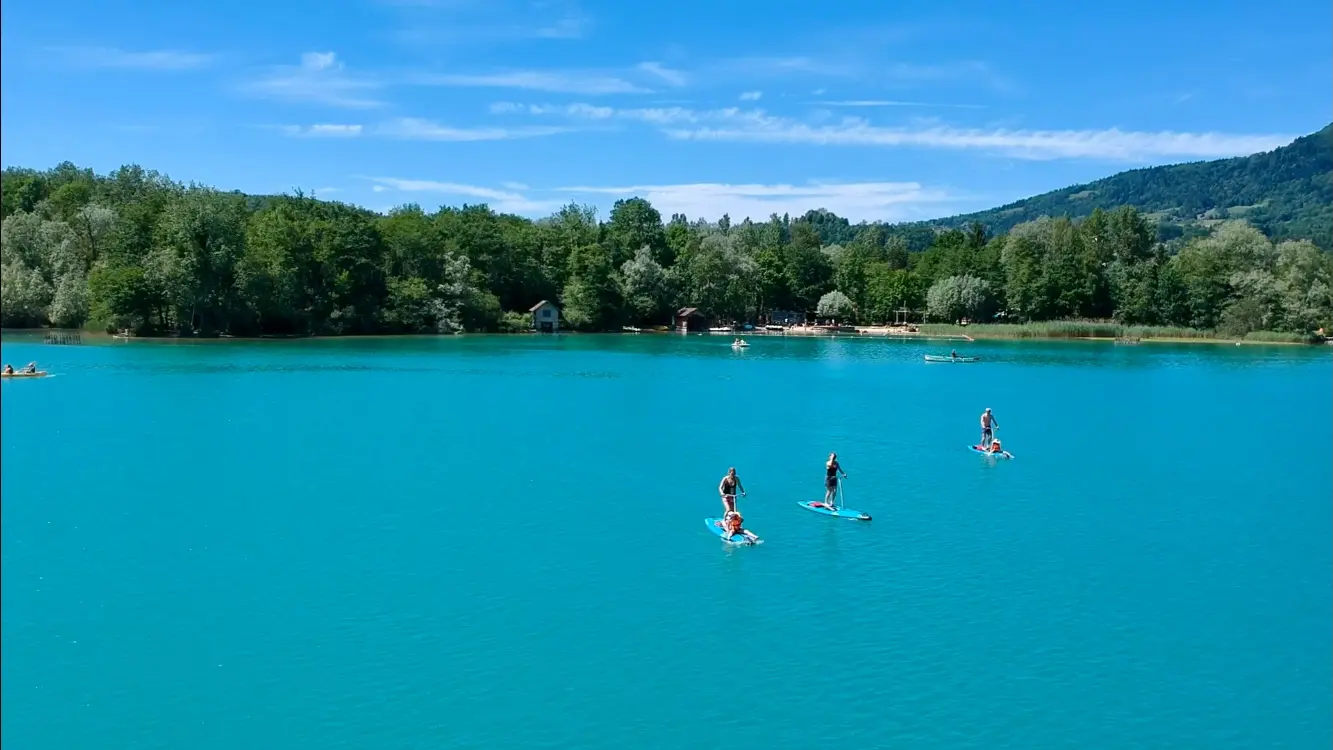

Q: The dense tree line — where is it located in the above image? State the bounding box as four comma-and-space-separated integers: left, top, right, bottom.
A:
930, 124, 1333, 248
2, 162, 1331, 337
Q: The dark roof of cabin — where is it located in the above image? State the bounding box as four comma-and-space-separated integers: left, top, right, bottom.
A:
676, 307, 700, 317
529, 300, 555, 312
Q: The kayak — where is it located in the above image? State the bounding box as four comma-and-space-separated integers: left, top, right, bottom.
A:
0, 371, 48, 379
704, 517, 762, 546
969, 444, 1014, 459
797, 500, 871, 521
924, 355, 979, 363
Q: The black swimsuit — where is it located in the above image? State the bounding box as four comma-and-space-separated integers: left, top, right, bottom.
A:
825, 462, 839, 491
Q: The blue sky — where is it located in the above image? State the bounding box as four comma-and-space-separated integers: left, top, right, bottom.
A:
2, 0, 1329, 223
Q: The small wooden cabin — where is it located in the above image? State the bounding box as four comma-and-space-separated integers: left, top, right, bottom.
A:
675, 307, 707, 333
530, 300, 560, 333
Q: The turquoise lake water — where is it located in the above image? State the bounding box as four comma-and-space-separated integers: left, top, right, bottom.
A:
2, 333, 1330, 749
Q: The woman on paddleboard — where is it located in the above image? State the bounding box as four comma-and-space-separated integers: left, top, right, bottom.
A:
824, 452, 847, 507
719, 467, 746, 513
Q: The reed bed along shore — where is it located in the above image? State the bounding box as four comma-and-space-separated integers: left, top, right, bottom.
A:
914, 321, 1319, 344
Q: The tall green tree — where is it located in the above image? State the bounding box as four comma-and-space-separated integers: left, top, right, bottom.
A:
605, 197, 668, 267
562, 243, 622, 330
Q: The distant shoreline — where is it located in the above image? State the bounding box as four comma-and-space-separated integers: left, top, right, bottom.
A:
3, 325, 1326, 348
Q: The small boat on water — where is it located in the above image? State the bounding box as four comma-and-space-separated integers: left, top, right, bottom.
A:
924, 354, 980, 363
622, 326, 642, 333
709, 326, 735, 333
731, 338, 750, 348
1, 370, 49, 379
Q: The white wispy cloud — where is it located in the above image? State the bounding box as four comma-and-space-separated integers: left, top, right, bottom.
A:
818, 99, 984, 109
241, 52, 384, 109
48, 46, 216, 70
879, 61, 997, 83
279, 124, 364, 138
718, 56, 861, 78
555, 182, 957, 223
361, 177, 955, 222
498, 101, 1295, 161
384, 0, 593, 44
708, 57, 1015, 93
489, 101, 761, 125
534, 13, 592, 39
414, 70, 648, 94
669, 120, 1294, 161
374, 117, 574, 141
739, 91, 763, 101
375, 0, 474, 6
637, 62, 689, 87
364, 177, 565, 214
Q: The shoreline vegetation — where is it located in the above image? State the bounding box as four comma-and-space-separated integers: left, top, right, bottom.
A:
3, 148, 1331, 346
3, 320, 1325, 347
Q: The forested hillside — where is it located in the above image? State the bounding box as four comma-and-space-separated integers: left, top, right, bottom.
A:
2, 143, 1331, 339
927, 124, 1332, 247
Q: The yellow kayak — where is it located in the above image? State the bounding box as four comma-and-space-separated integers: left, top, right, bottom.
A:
1, 371, 48, 379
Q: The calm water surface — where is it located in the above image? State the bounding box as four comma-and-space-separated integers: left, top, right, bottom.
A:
3, 334, 1330, 749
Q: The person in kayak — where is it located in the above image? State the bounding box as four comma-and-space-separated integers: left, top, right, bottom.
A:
823, 452, 847, 507
2, 364, 13, 375
950, 349, 958, 359
980, 408, 998, 447
721, 510, 760, 544
719, 467, 746, 513
22, 362, 37, 374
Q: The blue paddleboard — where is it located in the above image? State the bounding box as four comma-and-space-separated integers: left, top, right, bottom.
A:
704, 517, 762, 545
797, 501, 872, 521
969, 444, 1014, 459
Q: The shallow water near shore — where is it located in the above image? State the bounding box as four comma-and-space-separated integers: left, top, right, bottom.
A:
3, 333, 1330, 749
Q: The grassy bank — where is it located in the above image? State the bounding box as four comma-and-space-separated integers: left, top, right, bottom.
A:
915, 321, 1321, 345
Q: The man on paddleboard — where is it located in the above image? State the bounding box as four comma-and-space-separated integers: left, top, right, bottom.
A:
824, 452, 847, 507
719, 467, 746, 513
980, 408, 998, 447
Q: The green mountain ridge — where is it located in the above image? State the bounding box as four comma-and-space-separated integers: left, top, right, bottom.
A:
924, 123, 1332, 247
